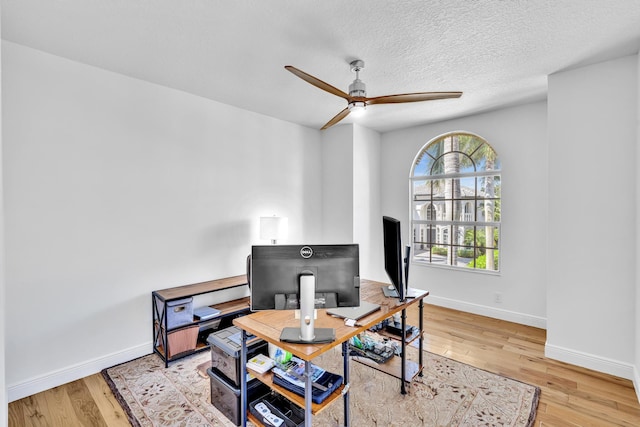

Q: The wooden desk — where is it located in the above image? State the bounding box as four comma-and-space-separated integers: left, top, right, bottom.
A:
233, 279, 429, 427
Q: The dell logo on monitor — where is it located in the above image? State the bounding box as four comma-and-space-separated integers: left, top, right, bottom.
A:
300, 246, 313, 259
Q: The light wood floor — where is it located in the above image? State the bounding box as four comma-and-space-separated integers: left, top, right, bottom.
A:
8, 304, 640, 426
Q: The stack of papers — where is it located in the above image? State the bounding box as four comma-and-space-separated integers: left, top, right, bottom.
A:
247, 354, 275, 374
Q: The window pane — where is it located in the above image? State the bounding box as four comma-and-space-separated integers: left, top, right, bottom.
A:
413, 152, 436, 176
458, 134, 484, 155
441, 152, 463, 175
459, 176, 476, 192
470, 143, 500, 172
459, 155, 476, 174
426, 140, 444, 159
427, 178, 445, 199
432, 156, 445, 175
432, 200, 446, 221
444, 177, 461, 201
412, 224, 434, 261
412, 201, 435, 220
413, 180, 430, 199
477, 249, 499, 271
461, 201, 474, 221
479, 175, 500, 197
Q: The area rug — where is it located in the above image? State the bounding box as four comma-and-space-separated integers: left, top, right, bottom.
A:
102, 346, 539, 426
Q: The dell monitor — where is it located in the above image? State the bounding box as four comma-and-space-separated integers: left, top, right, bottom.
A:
382, 216, 411, 301
249, 244, 360, 343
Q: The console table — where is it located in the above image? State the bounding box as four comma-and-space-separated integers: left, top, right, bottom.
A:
233, 279, 429, 427
152, 275, 250, 367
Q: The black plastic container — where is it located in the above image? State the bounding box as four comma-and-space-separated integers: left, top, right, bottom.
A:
207, 325, 268, 387
207, 367, 269, 426
250, 391, 306, 427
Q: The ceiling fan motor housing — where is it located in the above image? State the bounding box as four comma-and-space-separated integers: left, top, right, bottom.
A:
349, 78, 366, 98
349, 59, 366, 98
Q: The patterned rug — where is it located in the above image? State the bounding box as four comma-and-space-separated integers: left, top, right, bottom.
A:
102, 345, 539, 426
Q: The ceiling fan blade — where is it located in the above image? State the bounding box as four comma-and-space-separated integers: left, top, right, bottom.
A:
321, 107, 350, 130
367, 91, 462, 105
285, 66, 351, 100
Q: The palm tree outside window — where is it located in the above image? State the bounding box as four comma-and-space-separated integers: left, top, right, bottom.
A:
410, 132, 501, 272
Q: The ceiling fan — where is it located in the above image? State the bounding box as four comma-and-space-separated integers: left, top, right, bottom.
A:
285, 60, 462, 130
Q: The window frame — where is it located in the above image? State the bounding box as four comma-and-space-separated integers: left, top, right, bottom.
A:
409, 131, 501, 274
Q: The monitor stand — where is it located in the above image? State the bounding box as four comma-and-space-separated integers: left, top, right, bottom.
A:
382, 286, 399, 298
279, 273, 335, 344
381, 284, 416, 302
280, 327, 335, 343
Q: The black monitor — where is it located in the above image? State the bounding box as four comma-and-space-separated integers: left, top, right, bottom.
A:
249, 244, 360, 343
382, 216, 411, 301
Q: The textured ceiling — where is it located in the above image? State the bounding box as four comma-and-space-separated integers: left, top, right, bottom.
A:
2, 1, 640, 133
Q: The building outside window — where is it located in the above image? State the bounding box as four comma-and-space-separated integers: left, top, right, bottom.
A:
410, 132, 501, 272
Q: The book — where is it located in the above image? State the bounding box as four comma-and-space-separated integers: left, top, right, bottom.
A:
193, 306, 221, 320
247, 354, 275, 374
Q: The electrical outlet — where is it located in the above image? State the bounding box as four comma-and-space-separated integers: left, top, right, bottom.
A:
494, 292, 503, 304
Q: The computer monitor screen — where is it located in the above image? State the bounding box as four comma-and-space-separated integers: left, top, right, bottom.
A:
383, 216, 410, 300
250, 244, 359, 310
249, 244, 360, 343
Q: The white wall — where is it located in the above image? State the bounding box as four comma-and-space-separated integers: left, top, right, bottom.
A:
352, 124, 383, 281
547, 54, 637, 379
636, 50, 640, 403
381, 102, 548, 327
3, 41, 323, 401
634, 53, 640, 401
321, 125, 354, 244
0, 8, 7, 426
320, 123, 383, 280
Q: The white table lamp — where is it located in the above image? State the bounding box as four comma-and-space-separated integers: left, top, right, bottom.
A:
260, 216, 288, 244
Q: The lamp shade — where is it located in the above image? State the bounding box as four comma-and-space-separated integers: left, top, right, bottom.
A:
260, 216, 288, 244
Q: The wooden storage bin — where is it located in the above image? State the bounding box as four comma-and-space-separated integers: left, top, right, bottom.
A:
167, 325, 199, 358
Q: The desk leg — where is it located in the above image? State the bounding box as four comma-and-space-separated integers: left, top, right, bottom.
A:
305, 360, 312, 427
240, 330, 248, 427
342, 341, 350, 427
418, 297, 424, 376
401, 307, 407, 395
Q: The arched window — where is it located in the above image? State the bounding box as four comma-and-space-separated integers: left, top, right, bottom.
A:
410, 132, 501, 272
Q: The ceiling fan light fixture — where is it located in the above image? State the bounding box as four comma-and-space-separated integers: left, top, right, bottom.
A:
348, 100, 366, 116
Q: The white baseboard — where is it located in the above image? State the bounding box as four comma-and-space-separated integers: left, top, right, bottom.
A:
8, 342, 152, 402
634, 365, 640, 403
427, 296, 638, 402
425, 295, 547, 329
545, 343, 635, 381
